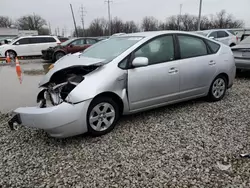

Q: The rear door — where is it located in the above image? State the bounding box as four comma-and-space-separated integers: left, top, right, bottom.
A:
12, 38, 32, 56
177, 34, 217, 98
217, 31, 230, 45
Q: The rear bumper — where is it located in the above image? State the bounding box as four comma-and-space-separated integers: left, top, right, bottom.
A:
12, 100, 92, 138
235, 58, 250, 70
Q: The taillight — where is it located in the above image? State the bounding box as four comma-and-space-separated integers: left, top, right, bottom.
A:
236, 36, 239, 41
57, 42, 61, 45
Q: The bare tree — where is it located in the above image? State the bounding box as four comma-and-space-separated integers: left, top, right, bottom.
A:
166, 16, 179, 30
17, 14, 47, 34
111, 17, 125, 34
211, 10, 244, 29
123, 21, 139, 33
141, 17, 159, 31
0, 16, 13, 27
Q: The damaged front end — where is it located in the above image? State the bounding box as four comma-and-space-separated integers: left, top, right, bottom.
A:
37, 65, 99, 107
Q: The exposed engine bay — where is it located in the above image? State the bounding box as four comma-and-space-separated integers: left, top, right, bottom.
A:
37, 65, 100, 107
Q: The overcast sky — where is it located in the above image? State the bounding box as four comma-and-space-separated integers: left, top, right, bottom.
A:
1, 0, 250, 35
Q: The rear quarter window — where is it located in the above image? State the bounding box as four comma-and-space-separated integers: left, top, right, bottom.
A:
206, 40, 220, 53
46, 37, 56, 42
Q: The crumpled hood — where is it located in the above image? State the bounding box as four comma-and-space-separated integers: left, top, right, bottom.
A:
39, 54, 105, 86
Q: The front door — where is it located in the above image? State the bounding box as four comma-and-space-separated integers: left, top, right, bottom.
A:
128, 35, 180, 111
176, 34, 217, 98
13, 38, 32, 56
67, 38, 85, 54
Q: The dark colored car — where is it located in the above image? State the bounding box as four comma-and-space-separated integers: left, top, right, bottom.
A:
41, 37, 99, 62
58, 37, 69, 42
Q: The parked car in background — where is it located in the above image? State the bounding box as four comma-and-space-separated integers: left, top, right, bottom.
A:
194, 29, 239, 47
0, 35, 60, 58
41, 37, 100, 62
232, 36, 250, 70
240, 34, 250, 42
57, 37, 69, 43
11, 31, 235, 138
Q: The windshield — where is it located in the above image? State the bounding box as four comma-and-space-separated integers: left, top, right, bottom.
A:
81, 36, 143, 62
60, 38, 75, 46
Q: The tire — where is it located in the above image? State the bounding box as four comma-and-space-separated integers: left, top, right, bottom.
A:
208, 75, 228, 102
6, 50, 16, 59
87, 97, 120, 136
54, 52, 65, 61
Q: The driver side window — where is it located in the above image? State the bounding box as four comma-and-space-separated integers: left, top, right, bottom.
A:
134, 35, 175, 65
71, 39, 85, 46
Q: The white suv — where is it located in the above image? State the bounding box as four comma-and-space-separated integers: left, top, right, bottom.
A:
0, 35, 60, 58
194, 29, 239, 47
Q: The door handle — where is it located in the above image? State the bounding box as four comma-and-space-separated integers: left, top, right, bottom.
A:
209, 60, 216, 65
168, 67, 178, 73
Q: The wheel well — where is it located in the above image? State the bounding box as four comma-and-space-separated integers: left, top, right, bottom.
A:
230, 43, 236, 47
55, 50, 66, 55
93, 92, 124, 115
5, 50, 17, 56
217, 73, 229, 85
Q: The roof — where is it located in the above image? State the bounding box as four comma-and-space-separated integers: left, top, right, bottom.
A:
119, 30, 195, 38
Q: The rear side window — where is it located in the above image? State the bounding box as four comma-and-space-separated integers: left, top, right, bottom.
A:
16, 38, 30, 45
46, 37, 56, 42
217, 31, 229, 38
86, 39, 97, 44
178, 35, 208, 59
206, 40, 220, 53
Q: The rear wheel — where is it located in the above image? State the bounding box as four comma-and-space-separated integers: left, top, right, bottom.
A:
54, 52, 65, 61
87, 97, 119, 136
208, 75, 227, 102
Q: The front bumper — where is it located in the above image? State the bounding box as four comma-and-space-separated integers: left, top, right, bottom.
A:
41, 49, 54, 60
10, 100, 92, 138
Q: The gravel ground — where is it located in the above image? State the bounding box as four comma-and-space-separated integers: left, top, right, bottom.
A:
1, 75, 250, 187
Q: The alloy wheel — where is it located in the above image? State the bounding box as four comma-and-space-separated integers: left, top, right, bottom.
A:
212, 78, 226, 99
89, 102, 116, 132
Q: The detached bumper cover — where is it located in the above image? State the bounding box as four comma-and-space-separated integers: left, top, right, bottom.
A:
12, 100, 92, 138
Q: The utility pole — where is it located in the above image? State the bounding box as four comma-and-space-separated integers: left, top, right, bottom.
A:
48, 22, 51, 35
197, 0, 203, 31
70, 4, 78, 37
105, 0, 112, 36
178, 4, 183, 30
79, 4, 87, 37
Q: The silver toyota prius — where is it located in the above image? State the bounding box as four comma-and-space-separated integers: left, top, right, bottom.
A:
9, 31, 236, 138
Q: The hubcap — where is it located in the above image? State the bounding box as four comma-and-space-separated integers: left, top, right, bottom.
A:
212, 78, 226, 99
89, 102, 115, 131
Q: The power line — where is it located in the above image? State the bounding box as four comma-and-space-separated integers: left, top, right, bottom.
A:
79, 4, 87, 36
105, 0, 112, 35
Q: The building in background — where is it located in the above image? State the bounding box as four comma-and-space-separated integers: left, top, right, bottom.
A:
0, 27, 38, 42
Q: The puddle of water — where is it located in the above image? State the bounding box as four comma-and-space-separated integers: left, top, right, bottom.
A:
0, 62, 50, 112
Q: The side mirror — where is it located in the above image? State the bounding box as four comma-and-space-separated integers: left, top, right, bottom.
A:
209, 36, 215, 40
132, 57, 149, 68
15, 42, 20, 45
69, 44, 73, 48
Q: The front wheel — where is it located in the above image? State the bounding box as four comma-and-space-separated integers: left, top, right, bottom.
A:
54, 52, 65, 61
87, 97, 120, 136
208, 75, 227, 102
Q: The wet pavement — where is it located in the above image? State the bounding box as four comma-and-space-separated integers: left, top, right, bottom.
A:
0, 59, 50, 112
